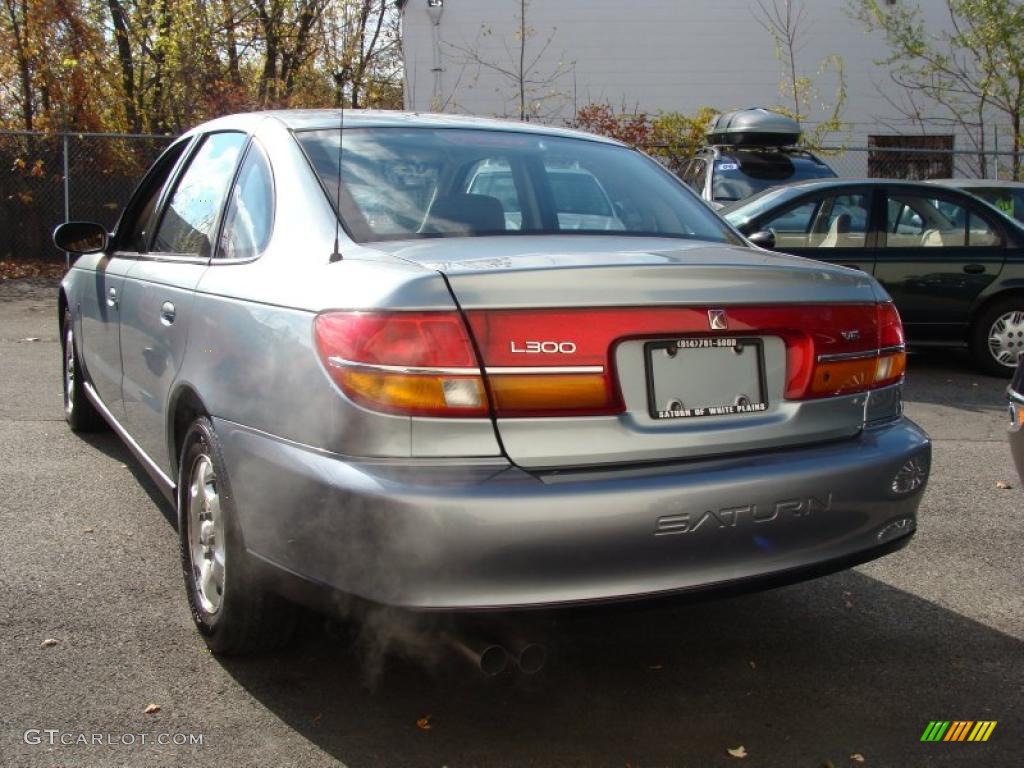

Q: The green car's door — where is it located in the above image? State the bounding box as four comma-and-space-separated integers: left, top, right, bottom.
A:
871, 187, 1008, 344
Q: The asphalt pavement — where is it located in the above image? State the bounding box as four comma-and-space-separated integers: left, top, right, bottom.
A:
1, 278, 1022, 768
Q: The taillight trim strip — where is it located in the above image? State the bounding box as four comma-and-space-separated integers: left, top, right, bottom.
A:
326, 356, 479, 376
485, 366, 605, 375
326, 356, 606, 377
817, 344, 906, 363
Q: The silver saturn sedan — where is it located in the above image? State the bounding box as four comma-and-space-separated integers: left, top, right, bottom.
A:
54, 111, 931, 654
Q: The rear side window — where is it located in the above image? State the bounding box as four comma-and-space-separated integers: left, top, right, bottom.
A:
883, 193, 1001, 248
152, 132, 246, 257
973, 188, 1024, 222
218, 143, 274, 260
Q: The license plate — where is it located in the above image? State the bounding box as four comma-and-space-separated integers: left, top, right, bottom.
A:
645, 337, 767, 420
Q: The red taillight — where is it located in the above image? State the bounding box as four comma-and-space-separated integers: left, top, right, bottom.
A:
465, 309, 624, 416
803, 302, 906, 397
316, 303, 906, 419
314, 311, 488, 417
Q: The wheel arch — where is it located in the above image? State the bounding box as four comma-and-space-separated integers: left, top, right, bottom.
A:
168, 384, 210, 482
970, 286, 1024, 336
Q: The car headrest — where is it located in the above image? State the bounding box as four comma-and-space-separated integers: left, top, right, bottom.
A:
425, 194, 506, 235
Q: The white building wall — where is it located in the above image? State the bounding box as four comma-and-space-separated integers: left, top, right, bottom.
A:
399, 0, 959, 148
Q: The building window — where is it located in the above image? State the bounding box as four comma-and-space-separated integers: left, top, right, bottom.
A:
868, 135, 954, 180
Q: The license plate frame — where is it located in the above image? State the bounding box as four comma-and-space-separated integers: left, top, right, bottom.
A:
644, 337, 768, 420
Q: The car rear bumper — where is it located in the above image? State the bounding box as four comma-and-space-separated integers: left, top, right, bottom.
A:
215, 416, 930, 610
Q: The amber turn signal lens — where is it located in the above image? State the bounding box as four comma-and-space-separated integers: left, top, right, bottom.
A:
488, 374, 614, 416
339, 370, 487, 416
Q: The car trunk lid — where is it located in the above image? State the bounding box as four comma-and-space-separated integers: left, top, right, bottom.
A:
376, 236, 894, 469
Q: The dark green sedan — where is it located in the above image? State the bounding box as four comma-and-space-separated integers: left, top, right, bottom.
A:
724, 178, 1024, 375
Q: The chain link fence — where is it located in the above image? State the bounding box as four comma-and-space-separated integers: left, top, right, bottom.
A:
1, 131, 175, 263
818, 145, 1024, 181
4, 130, 1023, 265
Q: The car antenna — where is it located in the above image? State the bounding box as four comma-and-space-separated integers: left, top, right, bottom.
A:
329, 69, 347, 263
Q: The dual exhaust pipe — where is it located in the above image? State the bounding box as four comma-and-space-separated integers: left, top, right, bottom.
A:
444, 633, 547, 676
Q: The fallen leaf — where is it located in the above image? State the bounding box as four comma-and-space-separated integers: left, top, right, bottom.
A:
18, 337, 40, 342
416, 715, 432, 731
312, 713, 322, 726
648, 664, 663, 670
144, 703, 161, 714
850, 754, 865, 764
749, 660, 756, 670
845, 600, 854, 609
83, 527, 94, 534
996, 481, 1013, 490
40, 638, 59, 648
726, 745, 748, 759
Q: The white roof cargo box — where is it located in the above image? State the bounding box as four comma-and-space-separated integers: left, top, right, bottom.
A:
707, 108, 802, 147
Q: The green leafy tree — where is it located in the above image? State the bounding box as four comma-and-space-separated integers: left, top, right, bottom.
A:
853, 0, 1024, 177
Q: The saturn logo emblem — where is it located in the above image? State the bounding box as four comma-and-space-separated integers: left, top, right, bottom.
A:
708, 309, 728, 330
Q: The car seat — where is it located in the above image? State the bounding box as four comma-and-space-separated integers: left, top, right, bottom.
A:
424, 194, 506, 235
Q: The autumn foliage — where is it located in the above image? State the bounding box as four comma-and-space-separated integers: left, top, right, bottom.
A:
570, 103, 719, 173
0, 0, 403, 135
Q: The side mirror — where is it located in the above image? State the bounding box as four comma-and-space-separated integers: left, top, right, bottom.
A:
53, 221, 108, 254
747, 229, 776, 250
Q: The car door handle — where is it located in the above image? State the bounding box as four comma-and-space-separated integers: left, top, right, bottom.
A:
106, 287, 118, 308
160, 302, 176, 325
963, 263, 986, 274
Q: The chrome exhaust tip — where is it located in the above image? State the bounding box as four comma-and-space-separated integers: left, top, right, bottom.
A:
515, 642, 547, 675
444, 633, 510, 676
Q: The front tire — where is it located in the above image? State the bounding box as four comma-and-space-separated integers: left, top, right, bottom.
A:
972, 298, 1024, 377
62, 307, 106, 432
178, 416, 297, 654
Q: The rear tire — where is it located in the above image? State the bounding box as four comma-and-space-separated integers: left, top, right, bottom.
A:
178, 416, 298, 654
62, 307, 106, 432
971, 298, 1024, 377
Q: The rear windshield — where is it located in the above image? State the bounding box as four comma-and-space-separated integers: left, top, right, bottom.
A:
712, 151, 836, 203
297, 127, 740, 245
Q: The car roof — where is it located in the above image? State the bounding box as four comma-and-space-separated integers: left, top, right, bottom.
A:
749, 177, 976, 192
184, 109, 625, 146
928, 178, 1024, 190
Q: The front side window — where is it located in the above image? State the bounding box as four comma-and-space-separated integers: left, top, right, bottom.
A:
118, 140, 190, 252
218, 142, 274, 260
298, 128, 740, 245
883, 193, 1001, 248
758, 192, 870, 249
152, 132, 247, 257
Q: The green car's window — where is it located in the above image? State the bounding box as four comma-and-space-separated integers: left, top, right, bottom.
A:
759, 193, 869, 249
883, 193, 1000, 248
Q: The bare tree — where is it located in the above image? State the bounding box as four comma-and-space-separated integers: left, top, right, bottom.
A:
753, 0, 847, 148
446, 0, 573, 121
